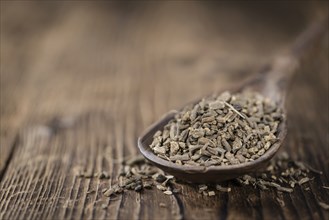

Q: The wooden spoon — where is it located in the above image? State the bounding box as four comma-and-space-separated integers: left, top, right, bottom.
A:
137, 18, 328, 183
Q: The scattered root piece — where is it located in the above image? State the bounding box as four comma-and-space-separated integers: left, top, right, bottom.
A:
159, 203, 167, 208
163, 190, 173, 195
216, 185, 231, 192
318, 201, 329, 210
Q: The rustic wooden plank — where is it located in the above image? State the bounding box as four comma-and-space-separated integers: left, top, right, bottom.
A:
1, 1, 328, 220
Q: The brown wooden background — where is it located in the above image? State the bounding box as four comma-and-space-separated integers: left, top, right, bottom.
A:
1, 1, 328, 220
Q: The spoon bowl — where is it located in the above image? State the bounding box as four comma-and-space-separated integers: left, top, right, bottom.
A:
137, 19, 327, 183
138, 108, 286, 183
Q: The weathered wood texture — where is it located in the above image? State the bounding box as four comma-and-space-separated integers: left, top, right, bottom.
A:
0, 2, 328, 220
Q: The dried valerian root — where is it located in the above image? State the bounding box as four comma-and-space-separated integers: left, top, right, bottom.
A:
108, 153, 324, 197
150, 91, 283, 167
100, 155, 179, 198
78, 153, 326, 210
235, 152, 319, 193
318, 201, 329, 210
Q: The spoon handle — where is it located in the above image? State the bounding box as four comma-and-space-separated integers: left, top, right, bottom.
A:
247, 17, 328, 103
291, 17, 328, 59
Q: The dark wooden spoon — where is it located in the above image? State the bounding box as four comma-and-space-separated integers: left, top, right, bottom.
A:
138, 18, 328, 183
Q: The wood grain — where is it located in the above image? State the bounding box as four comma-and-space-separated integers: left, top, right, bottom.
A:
0, 1, 328, 220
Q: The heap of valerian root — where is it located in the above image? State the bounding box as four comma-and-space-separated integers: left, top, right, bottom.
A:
150, 91, 283, 167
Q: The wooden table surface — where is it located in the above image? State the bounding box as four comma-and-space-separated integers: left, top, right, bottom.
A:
1, 2, 328, 220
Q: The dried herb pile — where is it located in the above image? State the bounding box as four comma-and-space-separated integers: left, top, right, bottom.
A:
77, 152, 327, 210
79, 152, 322, 198
77, 91, 328, 209
150, 91, 283, 166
